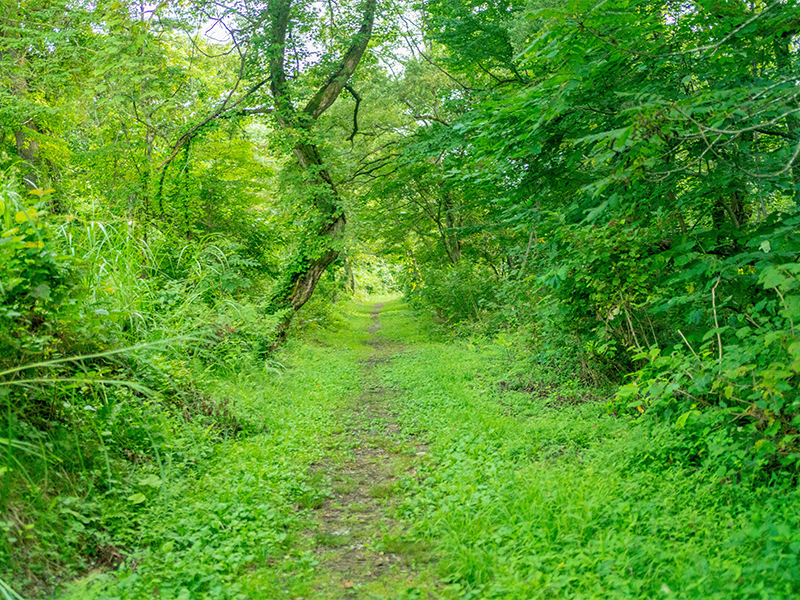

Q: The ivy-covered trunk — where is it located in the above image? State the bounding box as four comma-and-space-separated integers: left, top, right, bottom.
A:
274, 141, 347, 314
264, 0, 377, 333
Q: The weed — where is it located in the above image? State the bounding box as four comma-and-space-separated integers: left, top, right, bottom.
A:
368, 482, 397, 499
332, 478, 357, 495
314, 531, 353, 547
378, 534, 434, 561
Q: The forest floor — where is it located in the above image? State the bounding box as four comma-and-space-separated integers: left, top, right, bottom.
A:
290, 302, 440, 598
55, 298, 800, 600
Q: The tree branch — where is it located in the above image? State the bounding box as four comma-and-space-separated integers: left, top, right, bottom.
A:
344, 84, 361, 142
267, 0, 293, 124
755, 127, 794, 140
302, 0, 377, 121
412, 114, 450, 126
154, 77, 269, 203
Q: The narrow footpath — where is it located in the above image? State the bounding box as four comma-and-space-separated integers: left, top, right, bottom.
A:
303, 302, 438, 598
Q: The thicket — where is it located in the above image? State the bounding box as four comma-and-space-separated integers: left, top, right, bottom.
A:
3, 0, 800, 594
0, 169, 379, 594
0, 173, 290, 589
0, 0, 389, 593
370, 0, 800, 486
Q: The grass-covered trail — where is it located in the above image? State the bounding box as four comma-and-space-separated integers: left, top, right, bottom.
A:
57, 299, 800, 600
297, 302, 438, 596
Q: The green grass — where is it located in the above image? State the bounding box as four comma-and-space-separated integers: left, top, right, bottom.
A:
332, 476, 358, 495
41, 297, 800, 599
368, 482, 397, 499
54, 321, 364, 600
371, 297, 437, 345
379, 302, 800, 600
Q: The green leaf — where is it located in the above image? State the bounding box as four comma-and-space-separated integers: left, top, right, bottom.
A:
30, 283, 51, 300
585, 201, 609, 222
676, 410, 700, 430
783, 296, 800, 319
760, 267, 786, 289
127, 493, 147, 504
617, 383, 639, 398
613, 127, 631, 149
138, 474, 162, 488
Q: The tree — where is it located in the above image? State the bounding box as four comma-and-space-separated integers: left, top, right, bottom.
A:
0, 0, 94, 190
235, 0, 376, 332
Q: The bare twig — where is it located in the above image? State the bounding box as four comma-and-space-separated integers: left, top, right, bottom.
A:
398, 14, 472, 92
711, 277, 722, 367
412, 114, 451, 126
518, 226, 535, 278
620, 292, 642, 349
678, 329, 702, 366
344, 84, 361, 142
775, 287, 796, 336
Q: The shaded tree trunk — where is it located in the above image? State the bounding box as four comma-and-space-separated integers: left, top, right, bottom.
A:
4, 40, 41, 189
774, 19, 800, 206
13, 125, 40, 189
441, 191, 461, 264
264, 0, 377, 335
343, 256, 356, 293
275, 140, 347, 312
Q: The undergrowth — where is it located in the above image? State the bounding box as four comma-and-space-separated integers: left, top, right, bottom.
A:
0, 181, 295, 596
379, 303, 800, 600
55, 334, 363, 600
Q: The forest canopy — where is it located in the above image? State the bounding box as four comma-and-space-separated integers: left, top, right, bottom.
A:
2, 0, 800, 596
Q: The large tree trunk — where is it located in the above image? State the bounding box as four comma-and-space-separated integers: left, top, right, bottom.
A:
4, 39, 41, 189
13, 125, 40, 189
774, 18, 800, 206
265, 0, 377, 334
280, 215, 346, 310
441, 190, 461, 264
277, 142, 347, 313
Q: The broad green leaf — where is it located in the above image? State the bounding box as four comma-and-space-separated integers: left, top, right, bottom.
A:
138, 474, 162, 488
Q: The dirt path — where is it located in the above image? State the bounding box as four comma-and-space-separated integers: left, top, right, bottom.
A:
305, 302, 436, 599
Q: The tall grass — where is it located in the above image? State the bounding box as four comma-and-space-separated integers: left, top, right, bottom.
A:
380, 303, 800, 600
0, 189, 283, 594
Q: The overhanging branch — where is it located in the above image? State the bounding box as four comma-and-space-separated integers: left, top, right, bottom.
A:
345, 84, 361, 142
302, 0, 377, 121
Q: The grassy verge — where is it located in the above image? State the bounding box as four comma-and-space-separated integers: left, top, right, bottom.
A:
36, 297, 800, 599
380, 301, 800, 600
54, 307, 370, 600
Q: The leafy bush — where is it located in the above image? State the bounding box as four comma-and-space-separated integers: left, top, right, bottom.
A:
402, 262, 501, 327
0, 184, 95, 363
0, 179, 289, 593
611, 216, 800, 481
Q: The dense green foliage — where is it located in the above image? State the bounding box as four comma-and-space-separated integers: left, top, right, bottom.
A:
2, 0, 800, 596
380, 304, 800, 600
374, 0, 800, 484
0, 0, 378, 592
